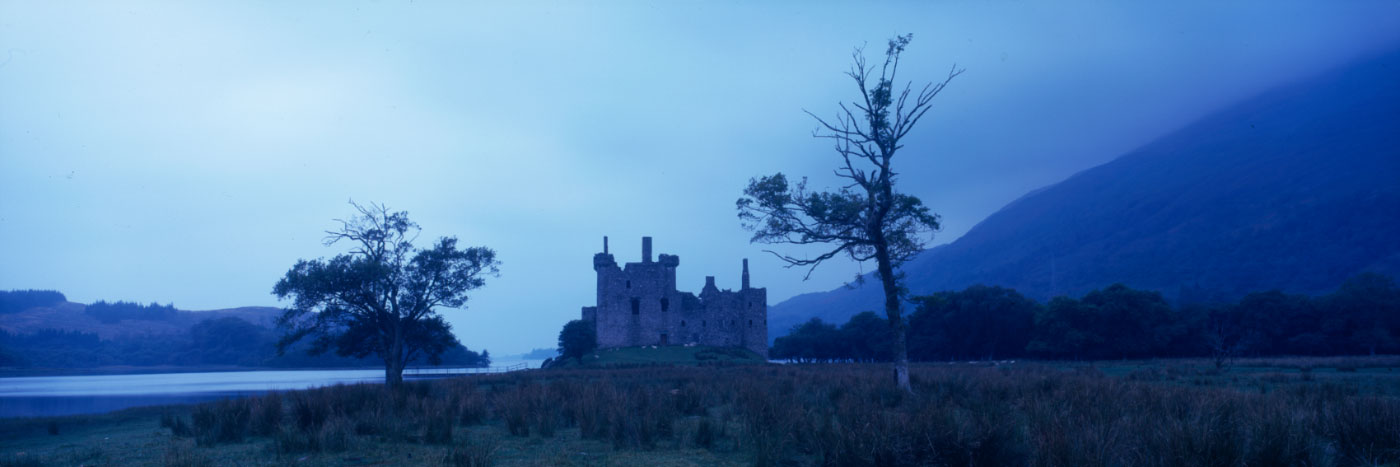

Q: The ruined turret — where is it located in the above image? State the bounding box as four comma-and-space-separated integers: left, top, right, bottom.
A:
593, 236, 616, 270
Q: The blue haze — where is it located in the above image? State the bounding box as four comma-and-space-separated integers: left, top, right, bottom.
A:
2, 1, 1398, 355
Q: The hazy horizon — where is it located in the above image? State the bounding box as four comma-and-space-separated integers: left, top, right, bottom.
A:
4, 1, 1400, 355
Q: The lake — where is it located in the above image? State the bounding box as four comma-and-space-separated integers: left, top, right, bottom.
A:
0, 359, 542, 418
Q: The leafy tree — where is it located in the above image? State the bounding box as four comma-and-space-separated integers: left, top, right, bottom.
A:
1234, 290, 1323, 355
0, 333, 19, 366
185, 317, 273, 366
737, 34, 961, 391
908, 285, 1037, 361
1026, 296, 1097, 359
1082, 284, 1180, 359
0, 328, 114, 367
273, 202, 499, 387
1324, 273, 1400, 355
840, 311, 891, 362
557, 320, 597, 363
771, 318, 844, 363
1028, 284, 1179, 359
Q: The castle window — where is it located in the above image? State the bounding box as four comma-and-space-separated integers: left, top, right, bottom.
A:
660, 333, 669, 345
660, 298, 669, 312
630, 298, 640, 315
730, 320, 735, 326
748, 319, 753, 328
626, 280, 631, 289
681, 320, 686, 327
702, 320, 706, 328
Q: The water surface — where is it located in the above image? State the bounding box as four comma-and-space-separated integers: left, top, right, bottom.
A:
0, 360, 540, 418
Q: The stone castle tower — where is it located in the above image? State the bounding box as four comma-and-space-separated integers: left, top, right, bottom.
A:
581, 236, 768, 358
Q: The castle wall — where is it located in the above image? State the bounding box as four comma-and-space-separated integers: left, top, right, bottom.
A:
593, 259, 683, 349
582, 237, 767, 358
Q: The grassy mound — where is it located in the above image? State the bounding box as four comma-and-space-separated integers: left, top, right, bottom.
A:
547, 345, 765, 368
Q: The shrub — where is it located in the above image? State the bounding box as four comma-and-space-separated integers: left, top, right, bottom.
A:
289, 391, 329, 432
274, 423, 317, 454
161, 440, 211, 467
443, 435, 499, 467
456, 388, 487, 426
160, 412, 192, 437
251, 392, 283, 436
691, 416, 718, 450
190, 399, 250, 446
424, 412, 454, 445
317, 416, 354, 453
0, 453, 44, 467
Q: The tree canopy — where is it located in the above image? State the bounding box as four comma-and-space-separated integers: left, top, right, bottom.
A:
273, 202, 499, 387
558, 319, 597, 364
909, 285, 1036, 361
0, 290, 67, 314
769, 275, 1400, 363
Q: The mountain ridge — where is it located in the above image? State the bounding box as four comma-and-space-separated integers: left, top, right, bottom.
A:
768, 47, 1400, 336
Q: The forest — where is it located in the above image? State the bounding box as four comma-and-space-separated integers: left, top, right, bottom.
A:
772, 273, 1400, 363
0, 289, 66, 314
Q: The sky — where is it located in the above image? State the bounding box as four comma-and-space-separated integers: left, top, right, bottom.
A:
3, 1, 1399, 356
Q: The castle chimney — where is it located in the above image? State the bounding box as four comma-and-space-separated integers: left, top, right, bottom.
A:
705, 276, 716, 289
642, 237, 653, 263
741, 258, 750, 290
603, 236, 609, 254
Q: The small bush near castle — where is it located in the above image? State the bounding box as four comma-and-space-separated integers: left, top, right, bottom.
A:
557, 319, 597, 364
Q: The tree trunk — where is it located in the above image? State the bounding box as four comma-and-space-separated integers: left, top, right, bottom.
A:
874, 240, 912, 393
385, 358, 404, 388
386, 323, 405, 388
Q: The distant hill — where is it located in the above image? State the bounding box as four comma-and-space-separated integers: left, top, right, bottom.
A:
518, 348, 560, 360
769, 48, 1400, 337
0, 297, 281, 339
0, 291, 487, 369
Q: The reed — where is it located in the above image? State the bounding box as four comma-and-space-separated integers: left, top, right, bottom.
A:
156, 358, 1400, 466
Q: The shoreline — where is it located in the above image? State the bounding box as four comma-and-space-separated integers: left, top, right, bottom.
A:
0, 364, 495, 378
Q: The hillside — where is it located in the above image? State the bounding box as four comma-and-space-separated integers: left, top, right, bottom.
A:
0, 301, 281, 339
0, 291, 487, 369
769, 48, 1400, 336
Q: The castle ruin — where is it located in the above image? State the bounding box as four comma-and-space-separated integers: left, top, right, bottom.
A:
581, 236, 768, 358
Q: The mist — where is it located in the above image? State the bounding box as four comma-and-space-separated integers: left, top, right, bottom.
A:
3, 1, 1399, 355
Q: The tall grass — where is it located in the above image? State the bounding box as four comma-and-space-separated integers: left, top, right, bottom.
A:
162, 360, 1400, 466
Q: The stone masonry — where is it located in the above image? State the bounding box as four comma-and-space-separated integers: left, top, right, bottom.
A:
581, 236, 768, 358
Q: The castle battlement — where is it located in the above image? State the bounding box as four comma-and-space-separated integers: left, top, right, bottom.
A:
581, 236, 768, 358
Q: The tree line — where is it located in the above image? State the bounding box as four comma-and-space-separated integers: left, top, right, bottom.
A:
0, 316, 490, 369
84, 300, 179, 323
0, 289, 67, 314
772, 273, 1400, 363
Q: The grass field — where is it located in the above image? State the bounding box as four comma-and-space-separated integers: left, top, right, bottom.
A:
3, 356, 1399, 466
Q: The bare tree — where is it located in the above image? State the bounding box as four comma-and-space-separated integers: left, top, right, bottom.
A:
737, 34, 961, 391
